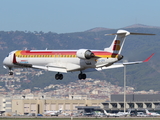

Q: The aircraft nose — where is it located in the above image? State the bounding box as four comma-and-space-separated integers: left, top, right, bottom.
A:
3, 57, 10, 67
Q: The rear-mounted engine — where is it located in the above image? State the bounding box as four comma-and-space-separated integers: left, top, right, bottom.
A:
76, 49, 94, 59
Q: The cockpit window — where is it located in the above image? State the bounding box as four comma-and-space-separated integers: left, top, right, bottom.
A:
7, 52, 13, 57
7, 50, 17, 57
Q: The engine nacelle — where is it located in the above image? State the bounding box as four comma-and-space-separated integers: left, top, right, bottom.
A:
76, 49, 94, 59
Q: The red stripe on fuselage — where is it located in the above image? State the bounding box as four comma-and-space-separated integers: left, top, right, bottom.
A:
19, 50, 118, 56
20, 50, 76, 55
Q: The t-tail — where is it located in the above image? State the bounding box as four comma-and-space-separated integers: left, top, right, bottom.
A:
145, 109, 150, 114
58, 108, 63, 114
103, 109, 109, 116
104, 30, 155, 55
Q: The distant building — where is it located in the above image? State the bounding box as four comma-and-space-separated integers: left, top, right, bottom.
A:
11, 94, 105, 115
69, 95, 87, 100
0, 95, 5, 114
102, 94, 160, 112
0, 94, 12, 116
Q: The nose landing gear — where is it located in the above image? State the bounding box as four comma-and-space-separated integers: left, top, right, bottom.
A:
9, 68, 13, 75
9, 71, 13, 75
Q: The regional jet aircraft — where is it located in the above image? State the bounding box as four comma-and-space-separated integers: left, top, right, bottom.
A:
3, 30, 154, 80
44, 109, 62, 116
145, 109, 160, 117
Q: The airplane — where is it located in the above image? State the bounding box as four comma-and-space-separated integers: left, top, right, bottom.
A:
145, 109, 160, 117
3, 30, 155, 80
116, 110, 131, 117
103, 109, 131, 117
44, 109, 62, 116
103, 109, 120, 117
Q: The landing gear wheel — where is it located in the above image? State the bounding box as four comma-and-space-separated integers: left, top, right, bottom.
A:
9, 67, 13, 75
78, 73, 86, 80
78, 74, 82, 80
82, 74, 86, 79
59, 74, 63, 80
55, 74, 59, 80
9, 72, 13, 75
55, 73, 63, 80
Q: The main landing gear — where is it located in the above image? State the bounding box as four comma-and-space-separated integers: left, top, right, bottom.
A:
55, 72, 63, 80
55, 72, 87, 80
78, 72, 86, 80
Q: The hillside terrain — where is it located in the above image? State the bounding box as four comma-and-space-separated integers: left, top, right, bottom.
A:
0, 24, 160, 91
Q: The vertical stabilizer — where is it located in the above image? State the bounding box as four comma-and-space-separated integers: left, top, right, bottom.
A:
104, 30, 130, 54
145, 109, 149, 114
103, 109, 109, 116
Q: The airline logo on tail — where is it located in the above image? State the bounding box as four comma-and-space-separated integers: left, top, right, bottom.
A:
113, 40, 121, 51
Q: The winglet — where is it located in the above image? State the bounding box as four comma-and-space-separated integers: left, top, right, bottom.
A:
143, 53, 154, 62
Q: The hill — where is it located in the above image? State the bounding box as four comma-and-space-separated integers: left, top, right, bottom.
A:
0, 25, 160, 91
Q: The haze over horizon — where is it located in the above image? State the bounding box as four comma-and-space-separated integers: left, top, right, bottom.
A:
0, 0, 160, 33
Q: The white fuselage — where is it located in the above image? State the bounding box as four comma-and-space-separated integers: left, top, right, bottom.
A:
3, 50, 119, 72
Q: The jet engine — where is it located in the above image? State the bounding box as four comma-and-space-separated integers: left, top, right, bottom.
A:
76, 49, 94, 59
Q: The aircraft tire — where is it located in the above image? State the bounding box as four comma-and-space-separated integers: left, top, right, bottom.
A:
55, 74, 59, 80
55, 74, 63, 80
78, 73, 86, 80
59, 74, 63, 80
9, 72, 13, 75
78, 74, 82, 80
82, 74, 86, 79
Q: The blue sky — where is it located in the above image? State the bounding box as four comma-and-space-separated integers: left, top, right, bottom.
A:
0, 0, 159, 33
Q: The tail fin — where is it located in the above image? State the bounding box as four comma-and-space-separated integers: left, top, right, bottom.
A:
58, 108, 63, 113
145, 109, 149, 114
103, 109, 109, 115
104, 30, 155, 54
104, 30, 130, 54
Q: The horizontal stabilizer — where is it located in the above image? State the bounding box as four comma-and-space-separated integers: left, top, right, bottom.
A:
105, 31, 155, 36
130, 33, 155, 35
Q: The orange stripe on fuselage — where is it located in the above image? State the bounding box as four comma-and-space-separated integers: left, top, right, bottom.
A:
93, 51, 118, 58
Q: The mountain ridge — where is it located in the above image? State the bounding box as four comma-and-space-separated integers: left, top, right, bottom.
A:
124, 24, 160, 29
85, 24, 160, 33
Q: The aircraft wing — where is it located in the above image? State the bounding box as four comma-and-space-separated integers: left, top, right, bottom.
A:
13, 53, 81, 73
84, 53, 154, 72
98, 53, 154, 70
32, 62, 82, 73
32, 65, 67, 73
13, 54, 68, 73
34, 62, 68, 73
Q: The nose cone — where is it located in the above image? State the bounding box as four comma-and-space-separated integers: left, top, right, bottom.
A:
3, 57, 10, 67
